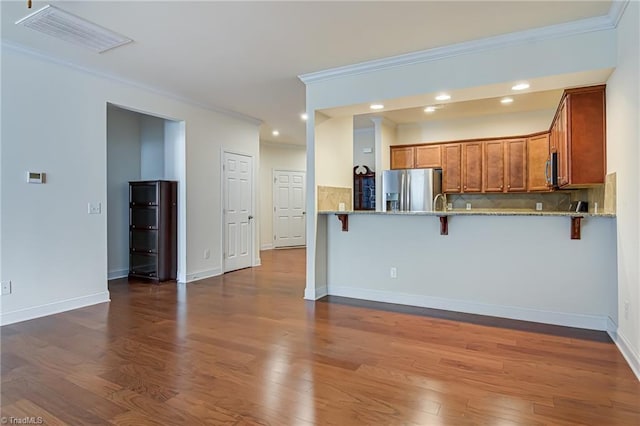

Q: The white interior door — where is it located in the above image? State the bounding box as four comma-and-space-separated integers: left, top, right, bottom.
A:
223, 152, 253, 272
273, 170, 306, 248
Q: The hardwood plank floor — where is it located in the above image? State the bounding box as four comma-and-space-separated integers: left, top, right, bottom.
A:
2, 248, 639, 425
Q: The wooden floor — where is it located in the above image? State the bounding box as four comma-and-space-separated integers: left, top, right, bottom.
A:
2, 248, 639, 425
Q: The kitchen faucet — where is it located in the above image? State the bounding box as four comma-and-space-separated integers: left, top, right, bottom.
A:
433, 193, 447, 212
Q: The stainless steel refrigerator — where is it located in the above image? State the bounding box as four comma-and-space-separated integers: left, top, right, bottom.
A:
381, 168, 443, 212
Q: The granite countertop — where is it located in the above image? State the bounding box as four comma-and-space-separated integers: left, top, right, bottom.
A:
318, 209, 616, 218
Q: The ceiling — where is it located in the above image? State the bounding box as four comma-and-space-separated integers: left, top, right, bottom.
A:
1, 1, 614, 146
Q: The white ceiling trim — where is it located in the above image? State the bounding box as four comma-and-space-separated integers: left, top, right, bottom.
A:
299, 4, 623, 85
2, 40, 263, 127
608, 0, 630, 26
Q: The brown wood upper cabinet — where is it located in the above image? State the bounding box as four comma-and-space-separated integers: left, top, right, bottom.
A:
390, 146, 415, 169
442, 144, 462, 193
550, 85, 606, 187
415, 145, 442, 168
390, 145, 442, 169
527, 134, 551, 191
504, 139, 527, 192
462, 142, 483, 192
483, 140, 504, 192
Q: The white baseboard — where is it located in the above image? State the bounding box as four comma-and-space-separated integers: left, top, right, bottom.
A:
1, 291, 110, 326
186, 268, 222, 283
606, 320, 640, 381
327, 286, 609, 331
107, 269, 128, 280
261, 243, 273, 250
304, 285, 328, 300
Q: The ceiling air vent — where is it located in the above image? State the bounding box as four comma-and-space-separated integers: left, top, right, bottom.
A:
15, 5, 132, 53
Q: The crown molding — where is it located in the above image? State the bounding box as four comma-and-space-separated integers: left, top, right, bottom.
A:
299, 9, 621, 85
608, 0, 630, 27
2, 40, 263, 127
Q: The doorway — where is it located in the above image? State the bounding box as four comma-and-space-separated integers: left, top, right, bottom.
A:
223, 151, 254, 272
273, 170, 306, 248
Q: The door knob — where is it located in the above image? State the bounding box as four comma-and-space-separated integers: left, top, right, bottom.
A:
248, 215, 254, 220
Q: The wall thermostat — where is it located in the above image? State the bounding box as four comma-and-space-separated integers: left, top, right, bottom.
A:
27, 172, 45, 184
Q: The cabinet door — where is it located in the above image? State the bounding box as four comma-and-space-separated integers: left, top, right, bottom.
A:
415, 145, 442, 168
390, 147, 414, 169
566, 87, 606, 186
442, 144, 461, 193
556, 99, 569, 187
505, 139, 527, 192
462, 142, 483, 192
527, 134, 550, 191
482, 141, 503, 192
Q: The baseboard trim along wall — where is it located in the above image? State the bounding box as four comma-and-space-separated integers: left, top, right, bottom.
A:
0, 291, 111, 326
305, 285, 328, 300
107, 269, 129, 280
185, 268, 222, 283
261, 243, 273, 250
327, 286, 610, 331
607, 321, 640, 381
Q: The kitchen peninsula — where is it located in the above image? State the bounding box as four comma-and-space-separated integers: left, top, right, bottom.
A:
315, 209, 616, 331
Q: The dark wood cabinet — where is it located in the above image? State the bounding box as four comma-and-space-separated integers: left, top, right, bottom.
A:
353, 166, 375, 210
129, 180, 177, 282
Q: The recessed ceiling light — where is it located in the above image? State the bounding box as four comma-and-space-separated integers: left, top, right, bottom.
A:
424, 106, 437, 113
435, 94, 451, 101
370, 104, 384, 110
272, 130, 280, 136
501, 97, 514, 104
512, 82, 530, 91
300, 113, 308, 121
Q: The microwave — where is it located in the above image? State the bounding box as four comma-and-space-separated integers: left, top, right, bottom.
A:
547, 152, 559, 188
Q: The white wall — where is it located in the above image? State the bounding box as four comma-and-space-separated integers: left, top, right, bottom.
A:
106, 106, 141, 279
140, 115, 165, 180
0, 47, 260, 324
315, 116, 353, 188
259, 142, 306, 250
396, 109, 556, 145
605, 0, 640, 376
353, 127, 375, 170
326, 214, 617, 330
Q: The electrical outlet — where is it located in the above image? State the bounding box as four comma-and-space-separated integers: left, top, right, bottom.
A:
624, 301, 630, 320
1, 281, 11, 295
536, 202, 543, 211
88, 202, 101, 214
204, 249, 210, 259
390, 267, 397, 279
447, 203, 453, 210
466, 203, 471, 210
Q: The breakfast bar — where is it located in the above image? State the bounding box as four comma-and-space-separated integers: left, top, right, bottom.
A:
313, 210, 617, 331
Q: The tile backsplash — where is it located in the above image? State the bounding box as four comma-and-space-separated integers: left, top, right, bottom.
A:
318, 186, 352, 211
448, 192, 571, 211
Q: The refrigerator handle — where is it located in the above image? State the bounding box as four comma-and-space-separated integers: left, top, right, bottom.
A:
400, 172, 405, 211
406, 172, 411, 211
